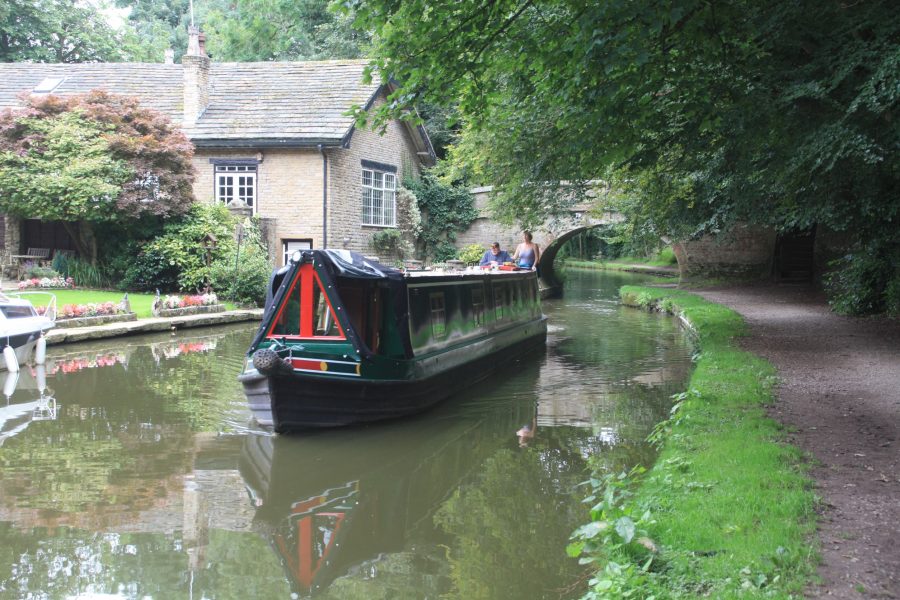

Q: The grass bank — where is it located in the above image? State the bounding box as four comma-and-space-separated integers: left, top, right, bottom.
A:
570, 287, 817, 599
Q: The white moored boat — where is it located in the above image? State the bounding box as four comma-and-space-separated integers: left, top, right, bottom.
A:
0, 292, 56, 371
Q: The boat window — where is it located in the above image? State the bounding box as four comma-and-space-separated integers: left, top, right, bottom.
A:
494, 285, 504, 321
471, 286, 484, 326
313, 285, 341, 337
268, 263, 345, 339
430, 292, 446, 337
1, 305, 36, 319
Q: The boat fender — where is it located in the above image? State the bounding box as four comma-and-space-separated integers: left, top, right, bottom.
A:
253, 348, 285, 375
3, 345, 19, 373
3, 371, 18, 398
35, 336, 47, 365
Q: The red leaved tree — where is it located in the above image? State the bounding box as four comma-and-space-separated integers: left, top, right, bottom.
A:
0, 91, 195, 262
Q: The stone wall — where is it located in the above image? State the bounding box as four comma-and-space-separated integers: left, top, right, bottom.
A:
327, 94, 423, 262
192, 149, 324, 266
192, 94, 428, 267
673, 224, 777, 280
453, 187, 557, 260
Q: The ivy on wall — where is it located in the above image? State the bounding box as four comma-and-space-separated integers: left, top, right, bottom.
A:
405, 173, 477, 262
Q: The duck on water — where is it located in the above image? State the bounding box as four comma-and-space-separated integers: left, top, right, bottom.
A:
240, 250, 547, 431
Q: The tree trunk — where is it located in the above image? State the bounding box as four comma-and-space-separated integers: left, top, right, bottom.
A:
62, 221, 98, 264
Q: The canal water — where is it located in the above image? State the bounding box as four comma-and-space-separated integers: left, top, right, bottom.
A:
0, 269, 692, 599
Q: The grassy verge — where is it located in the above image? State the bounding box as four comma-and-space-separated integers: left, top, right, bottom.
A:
14, 290, 237, 319
570, 286, 817, 599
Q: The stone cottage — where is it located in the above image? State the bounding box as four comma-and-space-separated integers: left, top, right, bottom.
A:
0, 28, 435, 268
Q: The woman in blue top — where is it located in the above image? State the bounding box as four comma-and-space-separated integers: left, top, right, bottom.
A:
512, 231, 540, 270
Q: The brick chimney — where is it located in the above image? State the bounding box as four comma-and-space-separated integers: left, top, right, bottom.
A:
182, 26, 210, 126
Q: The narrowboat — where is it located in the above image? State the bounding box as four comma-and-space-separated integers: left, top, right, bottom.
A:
240, 249, 546, 431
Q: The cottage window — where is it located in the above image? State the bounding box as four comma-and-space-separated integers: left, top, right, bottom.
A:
216, 165, 257, 213
361, 168, 396, 226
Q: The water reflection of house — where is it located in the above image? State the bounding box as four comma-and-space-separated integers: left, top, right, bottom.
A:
0, 431, 253, 541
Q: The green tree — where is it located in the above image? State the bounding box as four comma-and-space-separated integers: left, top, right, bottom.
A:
119, 0, 368, 62
202, 0, 367, 61
348, 0, 900, 313
115, 0, 193, 61
0, 92, 195, 261
0, 0, 154, 62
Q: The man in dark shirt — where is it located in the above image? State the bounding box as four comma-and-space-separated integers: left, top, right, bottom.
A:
479, 242, 512, 266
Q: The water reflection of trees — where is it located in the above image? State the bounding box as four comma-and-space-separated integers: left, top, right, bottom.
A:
0, 326, 254, 528
0, 526, 289, 598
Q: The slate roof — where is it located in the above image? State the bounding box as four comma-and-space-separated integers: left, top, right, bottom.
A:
0, 60, 384, 148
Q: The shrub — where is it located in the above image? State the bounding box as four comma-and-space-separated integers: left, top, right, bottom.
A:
66, 256, 110, 289
825, 241, 900, 315
51, 252, 71, 276
655, 246, 677, 265
208, 251, 270, 307
431, 240, 459, 263
121, 204, 236, 293
370, 228, 404, 255
458, 243, 485, 265
23, 264, 59, 279
207, 219, 272, 307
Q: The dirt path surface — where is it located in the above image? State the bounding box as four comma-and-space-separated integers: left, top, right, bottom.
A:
695, 284, 900, 599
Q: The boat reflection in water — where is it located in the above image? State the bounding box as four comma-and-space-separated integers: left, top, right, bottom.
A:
0, 366, 57, 446
239, 365, 551, 598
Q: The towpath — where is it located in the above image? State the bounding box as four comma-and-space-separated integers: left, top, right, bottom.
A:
696, 284, 900, 599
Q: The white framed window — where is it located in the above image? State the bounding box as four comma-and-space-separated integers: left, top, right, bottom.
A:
362, 168, 396, 226
216, 165, 257, 213
282, 239, 312, 266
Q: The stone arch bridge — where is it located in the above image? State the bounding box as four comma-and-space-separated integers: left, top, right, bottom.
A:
454, 186, 623, 296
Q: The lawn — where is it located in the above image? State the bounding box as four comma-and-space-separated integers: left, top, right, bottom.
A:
16, 289, 159, 318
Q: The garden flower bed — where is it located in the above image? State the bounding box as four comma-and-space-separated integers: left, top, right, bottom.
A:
38, 301, 137, 329
152, 293, 225, 318
18, 276, 75, 289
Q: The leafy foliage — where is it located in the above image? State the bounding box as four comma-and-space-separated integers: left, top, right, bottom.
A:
458, 243, 484, 265
405, 173, 477, 261
117, 0, 367, 62
114, 0, 191, 61
208, 218, 272, 306
0, 92, 195, 260
203, 0, 367, 61
122, 204, 236, 293
0, 0, 154, 62
350, 0, 900, 313
0, 93, 193, 217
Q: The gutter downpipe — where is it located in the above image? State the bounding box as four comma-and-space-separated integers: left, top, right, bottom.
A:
318, 144, 328, 249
